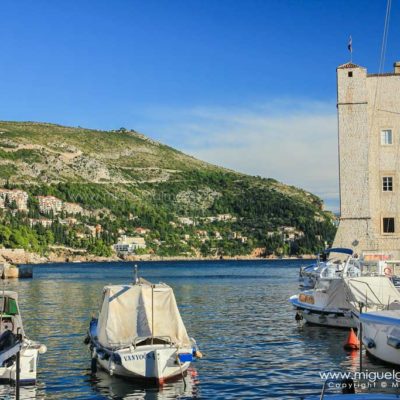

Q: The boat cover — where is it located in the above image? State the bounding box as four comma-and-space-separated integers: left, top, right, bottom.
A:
345, 276, 400, 311
318, 276, 400, 312
96, 280, 191, 348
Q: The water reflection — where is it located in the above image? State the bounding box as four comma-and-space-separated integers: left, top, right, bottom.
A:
90, 368, 199, 399
0, 385, 39, 400
1, 259, 399, 399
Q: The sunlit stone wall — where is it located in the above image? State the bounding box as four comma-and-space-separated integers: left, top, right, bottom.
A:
333, 62, 400, 259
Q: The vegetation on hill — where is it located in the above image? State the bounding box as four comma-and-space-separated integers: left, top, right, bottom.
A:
0, 121, 336, 259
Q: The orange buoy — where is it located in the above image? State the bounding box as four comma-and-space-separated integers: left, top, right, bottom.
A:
344, 328, 360, 351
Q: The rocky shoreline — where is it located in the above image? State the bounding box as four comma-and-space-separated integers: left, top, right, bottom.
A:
0, 248, 315, 265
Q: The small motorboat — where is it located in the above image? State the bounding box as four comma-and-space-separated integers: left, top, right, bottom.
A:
290, 276, 400, 328
359, 309, 400, 365
87, 276, 201, 384
299, 248, 357, 289
0, 290, 46, 384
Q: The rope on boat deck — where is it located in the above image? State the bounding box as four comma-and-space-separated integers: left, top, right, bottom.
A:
176, 347, 187, 389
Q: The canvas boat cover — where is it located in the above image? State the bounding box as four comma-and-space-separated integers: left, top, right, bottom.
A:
96, 279, 191, 349
316, 276, 400, 312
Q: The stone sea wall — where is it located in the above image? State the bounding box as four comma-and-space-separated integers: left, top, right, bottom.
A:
0, 247, 313, 265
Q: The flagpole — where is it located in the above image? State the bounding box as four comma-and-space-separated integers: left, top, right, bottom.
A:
348, 35, 353, 63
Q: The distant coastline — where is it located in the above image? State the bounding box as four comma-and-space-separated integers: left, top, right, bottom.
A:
0, 247, 315, 265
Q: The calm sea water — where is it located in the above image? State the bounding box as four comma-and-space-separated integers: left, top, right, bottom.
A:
0, 259, 398, 399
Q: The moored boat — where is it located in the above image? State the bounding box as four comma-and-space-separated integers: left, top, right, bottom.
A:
359, 309, 400, 365
87, 277, 201, 384
0, 290, 46, 384
298, 248, 357, 289
290, 276, 400, 328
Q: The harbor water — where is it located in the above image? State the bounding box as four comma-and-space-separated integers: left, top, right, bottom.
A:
0, 260, 398, 399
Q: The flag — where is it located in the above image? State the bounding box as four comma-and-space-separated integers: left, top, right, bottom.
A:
348, 36, 352, 53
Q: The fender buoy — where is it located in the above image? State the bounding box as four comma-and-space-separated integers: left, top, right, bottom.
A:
384, 266, 393, 276
194, 350, 203, 358
295, 312, 303, 322
306, 295, 315, 305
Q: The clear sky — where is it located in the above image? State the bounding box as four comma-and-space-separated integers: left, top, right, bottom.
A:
1, 0, 400, 211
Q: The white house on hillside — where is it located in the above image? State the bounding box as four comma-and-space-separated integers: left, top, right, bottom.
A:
114, 235, 146, 254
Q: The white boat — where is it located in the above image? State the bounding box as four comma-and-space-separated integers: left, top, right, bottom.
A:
290, 276, 400, 328
87, 278, 201, 384
299, 248, 357, 288
359, 309, 400, 365
0, 290, 46, 384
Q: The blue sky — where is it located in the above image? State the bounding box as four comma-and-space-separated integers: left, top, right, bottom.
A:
1, 0, 400, 211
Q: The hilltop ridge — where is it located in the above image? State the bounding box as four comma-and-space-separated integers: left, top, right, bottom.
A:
0, 121, 336, 261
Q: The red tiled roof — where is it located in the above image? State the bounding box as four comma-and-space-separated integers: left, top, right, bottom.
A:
337, 62, 362, 69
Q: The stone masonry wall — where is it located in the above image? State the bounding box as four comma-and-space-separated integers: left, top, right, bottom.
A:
333, 62, 400, 259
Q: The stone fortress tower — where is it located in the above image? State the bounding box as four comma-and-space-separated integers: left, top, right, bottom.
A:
333, 61, 400, 259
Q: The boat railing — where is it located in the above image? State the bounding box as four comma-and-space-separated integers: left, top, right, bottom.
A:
132, 335, 172, 349
347, 279, 387, 309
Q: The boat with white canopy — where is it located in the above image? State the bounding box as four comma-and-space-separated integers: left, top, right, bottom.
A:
87, 277, 201, 383
0, 290, 46, 384
290, 276, 400, 328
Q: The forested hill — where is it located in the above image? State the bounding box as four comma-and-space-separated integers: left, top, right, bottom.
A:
0, 121, 336, 259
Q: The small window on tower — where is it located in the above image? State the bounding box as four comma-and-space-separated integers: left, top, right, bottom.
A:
348, 71, 353, 77
383, 217, 395, 233
383, 176, 393, 192
381, 129, 393, 145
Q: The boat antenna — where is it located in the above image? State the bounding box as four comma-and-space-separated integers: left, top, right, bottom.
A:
0, 271, 4, 329
133, 264, 139, 284
359, 302, 364, 373
151, 284, 154, 345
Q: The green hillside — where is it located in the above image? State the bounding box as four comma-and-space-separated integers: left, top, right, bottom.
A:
0, 121, 336, 259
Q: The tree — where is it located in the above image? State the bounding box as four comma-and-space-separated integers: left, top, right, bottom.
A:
88, 240, 112, 257
0, 226, 11, 246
